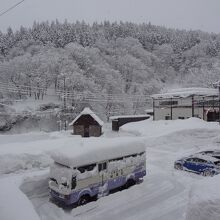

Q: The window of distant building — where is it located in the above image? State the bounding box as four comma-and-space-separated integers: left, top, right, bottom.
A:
178, 117, 185, 119
159, 100, 178, 106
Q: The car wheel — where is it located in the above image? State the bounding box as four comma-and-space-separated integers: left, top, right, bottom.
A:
202, 170, 212, 177
175, 163, 183, 170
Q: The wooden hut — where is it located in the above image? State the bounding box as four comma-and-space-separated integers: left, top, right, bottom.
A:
110, 115, 150, 131
69, 107, 104, 137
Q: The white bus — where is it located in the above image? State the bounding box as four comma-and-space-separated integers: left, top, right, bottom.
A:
49, 137, 146, 206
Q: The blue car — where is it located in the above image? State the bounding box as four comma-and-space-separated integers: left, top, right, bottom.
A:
174, 154, 220, 176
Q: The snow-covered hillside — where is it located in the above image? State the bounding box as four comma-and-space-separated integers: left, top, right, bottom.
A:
0, 118, 220, 220
1, 21, 220, 125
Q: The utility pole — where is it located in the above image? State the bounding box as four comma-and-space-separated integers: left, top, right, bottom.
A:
192, 95, 194, 117
170, 98, 173, 120
218, 83, 220, 125
152, 98, 155, 121
213, 81, 220, 125
215, 82, 220, 125
63, 76, 67, 131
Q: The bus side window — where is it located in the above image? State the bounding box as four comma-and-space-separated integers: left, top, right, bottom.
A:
103, 162, 107, 170
98, 162, 107, 172
72, 176, 76, 189
78, 164, 96, 173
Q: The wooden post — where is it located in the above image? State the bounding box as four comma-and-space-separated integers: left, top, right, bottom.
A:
202, 97, 205, 120
212, 96, 215, 109
192, 95, 194, 117
170, 98, 173, 120
153, 98, 155, 120
218, 85, 220, 124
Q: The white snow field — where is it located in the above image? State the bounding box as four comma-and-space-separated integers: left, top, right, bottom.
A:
1, 118, 220, 220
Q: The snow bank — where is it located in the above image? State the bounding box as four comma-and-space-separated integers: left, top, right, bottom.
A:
0, 136, 74, 155
0, 131, 55, 145
0, 132, 74, 174
0, 174, 42, 220
186, 175, 220, 220
121, 118, 220, 138
0, 154, 51, 174
49, 137, 146, 168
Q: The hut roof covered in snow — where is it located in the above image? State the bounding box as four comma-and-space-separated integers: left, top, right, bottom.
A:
152, 87, 219, 99
69, 107, 104, 126
49, 137, 146, 168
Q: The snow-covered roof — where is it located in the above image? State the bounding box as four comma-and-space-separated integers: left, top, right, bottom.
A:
145, 109, 153, 113
152, 87, 219, 99
69, 107, 104, 126
49, 137, 146, 168
109, 115, 150, 120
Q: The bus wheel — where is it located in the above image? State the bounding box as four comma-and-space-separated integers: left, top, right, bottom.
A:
78, 195, 90, 206
91, 194, 98, 201
125, 179, 136, 189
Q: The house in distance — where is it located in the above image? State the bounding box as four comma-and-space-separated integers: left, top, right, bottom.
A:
152, 87, 219, 121
69, 107, 104, 137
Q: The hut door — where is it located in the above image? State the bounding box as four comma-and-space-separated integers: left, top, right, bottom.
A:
84, 127, 89, 137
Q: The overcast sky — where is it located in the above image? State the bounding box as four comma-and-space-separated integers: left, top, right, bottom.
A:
0, 0, 220, 33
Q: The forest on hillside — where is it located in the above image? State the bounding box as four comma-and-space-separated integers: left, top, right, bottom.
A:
0, 20, 220, 119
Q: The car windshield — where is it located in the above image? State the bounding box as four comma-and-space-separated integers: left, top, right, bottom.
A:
214, 161, 220, 166
202, 151, 214, 154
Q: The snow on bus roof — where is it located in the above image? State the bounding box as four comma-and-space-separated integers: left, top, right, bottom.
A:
152, 87, 218, 99
69, 107, 104, 126
49, 137, 146, 168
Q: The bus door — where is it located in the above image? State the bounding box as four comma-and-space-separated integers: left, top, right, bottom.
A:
98, 162, 108, 194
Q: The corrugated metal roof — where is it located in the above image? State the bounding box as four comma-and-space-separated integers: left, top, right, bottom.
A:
152, 87, 219, 99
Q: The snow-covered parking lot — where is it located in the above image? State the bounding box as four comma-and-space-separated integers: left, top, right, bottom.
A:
1, 118, 220, 220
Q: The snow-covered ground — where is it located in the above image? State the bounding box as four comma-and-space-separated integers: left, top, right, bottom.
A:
1, 118, 220, 220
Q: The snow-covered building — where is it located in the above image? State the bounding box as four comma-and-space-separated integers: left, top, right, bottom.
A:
109, 115, 150, 131
152, 88, 219, 121
69, 107, 104, 137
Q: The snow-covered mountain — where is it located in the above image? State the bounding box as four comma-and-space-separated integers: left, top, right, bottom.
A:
0, 21, 220, 132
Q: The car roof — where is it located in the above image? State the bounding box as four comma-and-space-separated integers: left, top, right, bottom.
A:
199, 150, 220, 154
191, 154, 220, 162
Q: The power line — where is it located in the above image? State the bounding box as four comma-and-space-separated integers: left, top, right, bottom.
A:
0, 81, 152, 100
0, 0, 25, 18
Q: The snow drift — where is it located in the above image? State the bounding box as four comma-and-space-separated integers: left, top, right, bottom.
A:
186, 174, 220, 220
121, 117, 220, 137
